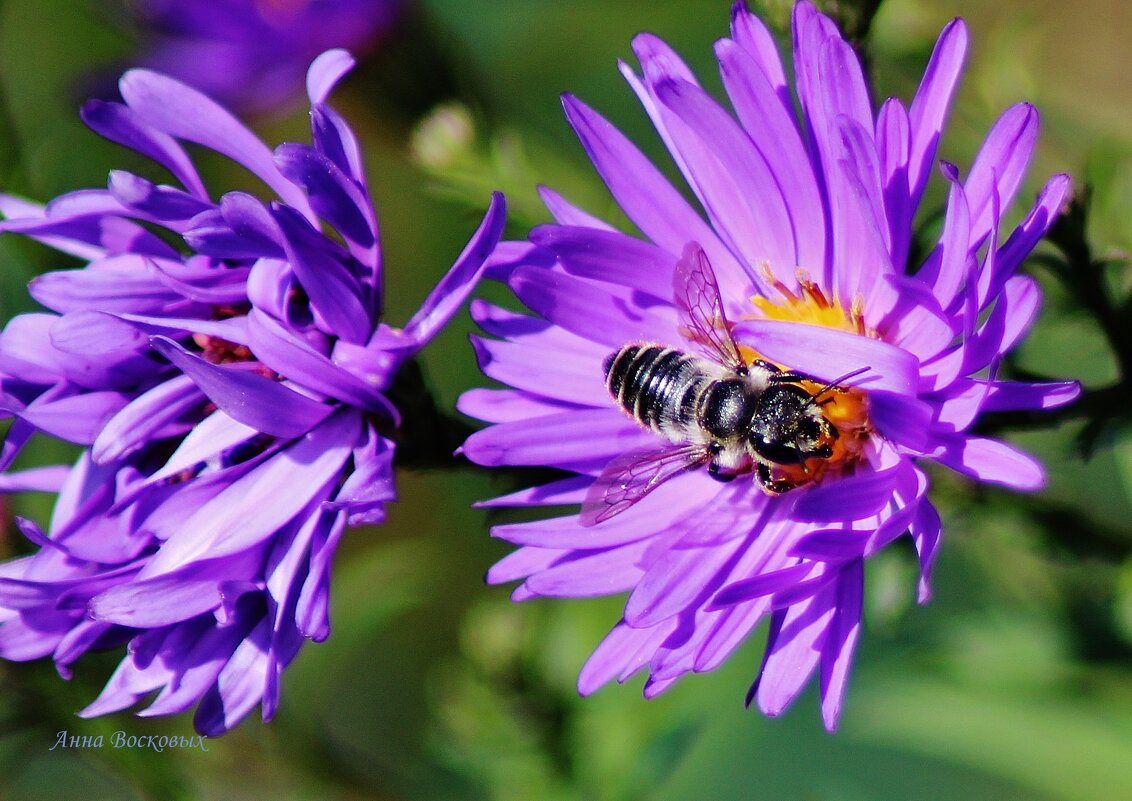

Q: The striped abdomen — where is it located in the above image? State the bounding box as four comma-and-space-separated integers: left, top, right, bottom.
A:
603, 345, 711, 438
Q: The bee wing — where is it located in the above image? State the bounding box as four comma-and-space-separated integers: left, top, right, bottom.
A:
580, 443, 708, 527
673, 242, 745, 371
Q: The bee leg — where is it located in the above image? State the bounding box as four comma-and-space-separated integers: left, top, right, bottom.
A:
755, 462, 799, 494
706, 441, 738, 483
707, 462, 738, 482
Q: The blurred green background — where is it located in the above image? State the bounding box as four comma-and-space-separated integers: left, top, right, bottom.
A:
2, 0, 1132, 799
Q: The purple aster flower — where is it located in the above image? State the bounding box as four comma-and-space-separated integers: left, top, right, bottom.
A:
0, 50, 504, 735
460, 1, 1079, 730
125, 0, 403, 112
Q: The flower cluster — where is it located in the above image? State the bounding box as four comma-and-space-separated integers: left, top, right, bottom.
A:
0, 50, 503, 734
125, 0, 403, 112
460, 1, 1078, 729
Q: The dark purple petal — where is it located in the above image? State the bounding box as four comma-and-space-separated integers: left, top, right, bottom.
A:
275, 142, 375, 250
108, 170, 212, 222
150, 336, 334, 438
80, 99, 207, 199
118, 69, 312, 213
272, 204, 371, 343
246, 309, 398, 420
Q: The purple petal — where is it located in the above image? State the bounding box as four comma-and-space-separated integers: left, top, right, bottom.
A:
907, 19, 968, 208
470, 336, 608, 406
143, 411, 359, 573
7, 391, 130, 445
649, 74, 797, 277
461, 408, 654, 468
982, 379, 1080, 411
990, 173, 1071, 298
537, 186, 616, 230
306, 49, 355, 105
964, 275, 1041, 372
275, 142, 375, 251
184, 192, 286, 260
93, 375, 202, 463
578, 620, 677, 695
0, 466, 70, 493
716, 37, 825, 269
530, 225, 676, 296
509, 267, 676, 350
194, 620, 271, 736
753, 585, 836, 716
624, 535, 745, 627
912, 500, 943, 603
118, 69, 312, 214
108, 170, 212, 223
80, 99, 207, 199
400, 192, 506, 349
150, 336, 334, 438
246, 309, 398, 419
272, 204, 371, 344
819, 560, 863, 731
560, 94, 748, 290
457, 388, 589, 424
30, 256, 201, 315
791, 460, 905, 523
936, 435, 1045, 490
876, 98, 911, 268
491, 473, 715, 550
965, 104, 1039, 248
734, 319, 919, 395
525, 540, 651, 598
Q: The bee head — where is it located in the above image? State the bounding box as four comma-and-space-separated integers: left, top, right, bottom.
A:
747, 385, 835, 465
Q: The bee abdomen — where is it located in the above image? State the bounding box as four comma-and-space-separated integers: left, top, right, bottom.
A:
604, 345, 705, 434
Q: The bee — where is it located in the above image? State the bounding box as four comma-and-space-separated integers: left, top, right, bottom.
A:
581, 243, 865, 526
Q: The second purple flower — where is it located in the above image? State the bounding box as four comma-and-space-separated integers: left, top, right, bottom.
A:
0, 50, 504, 734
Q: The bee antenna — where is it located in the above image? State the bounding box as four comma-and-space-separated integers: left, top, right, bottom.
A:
805, 366, 871, 409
